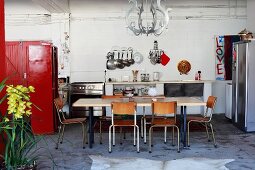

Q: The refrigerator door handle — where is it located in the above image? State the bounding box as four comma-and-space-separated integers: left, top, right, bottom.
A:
235, 48, 238, 123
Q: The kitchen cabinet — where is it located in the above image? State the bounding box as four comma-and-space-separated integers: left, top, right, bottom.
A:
164, 83, 204, 97
105, 81, 164, 96
5, 41, 58, 135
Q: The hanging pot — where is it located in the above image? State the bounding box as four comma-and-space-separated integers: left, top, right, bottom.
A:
128, 47, 135, 65
122, 50, 131, 67
116, 52, 125, 69
106, 52, 116, 70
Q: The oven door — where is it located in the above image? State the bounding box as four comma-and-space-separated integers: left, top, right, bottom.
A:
70, 94, 103, 118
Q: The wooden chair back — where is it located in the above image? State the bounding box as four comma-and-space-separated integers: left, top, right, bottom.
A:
204, 96, 217, 118
111, 102, 136, 115
54, 98, 66, 124
152, 101, 177, 115
206, 96, 217, 109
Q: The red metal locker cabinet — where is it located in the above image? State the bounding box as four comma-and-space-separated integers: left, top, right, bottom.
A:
28, 44, 56, 135
5, 42, 26, 85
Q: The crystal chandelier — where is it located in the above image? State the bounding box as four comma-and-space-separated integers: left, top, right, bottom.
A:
126, 0, 171, 36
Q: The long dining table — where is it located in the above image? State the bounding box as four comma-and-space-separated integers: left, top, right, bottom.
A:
72, 97, 206, 148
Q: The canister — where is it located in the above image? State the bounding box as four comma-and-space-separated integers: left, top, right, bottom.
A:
153, 72, 160, 81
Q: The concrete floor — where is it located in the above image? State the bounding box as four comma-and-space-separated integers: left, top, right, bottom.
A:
35, 114, 255, 170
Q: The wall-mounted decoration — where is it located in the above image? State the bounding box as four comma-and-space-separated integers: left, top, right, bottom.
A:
177, 60, 191, 75
215, 35, 240, 80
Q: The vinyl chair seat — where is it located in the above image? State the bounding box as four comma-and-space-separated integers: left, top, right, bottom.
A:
152, 118, 176, 126
187, 116, 209, 122
62, 117, 87, 124
114, 119, 135, 126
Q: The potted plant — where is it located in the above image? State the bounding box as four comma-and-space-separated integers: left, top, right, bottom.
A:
0, 78, 38, 170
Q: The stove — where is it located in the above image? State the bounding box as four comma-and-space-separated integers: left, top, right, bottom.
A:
69, 82, 104, 117
70, 82, 104, 95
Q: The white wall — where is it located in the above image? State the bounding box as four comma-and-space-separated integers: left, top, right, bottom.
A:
4, 0, 247, 83
69, 0, 246, 82
247, 0, 255, 33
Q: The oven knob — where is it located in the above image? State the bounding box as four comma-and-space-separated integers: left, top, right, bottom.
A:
82, 87, 85, 90
87, 85, 94, 90
79, 87, 82, 90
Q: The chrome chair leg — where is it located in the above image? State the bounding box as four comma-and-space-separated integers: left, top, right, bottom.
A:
99, 120, 102, 144
60, 125, 65, 144
149, 126, 153, 153
205, 123, 210, 142
55, 125, 62, 149
164, 127, 167, 144
109, 125, 112, 153
120, 127, 123, 145
172, 127, 175, 146
123, 131, 126, 139
151, 128, 154, 147
134, 126, 136, 146
113, 126, 115, 146
187, 121, 190, 147
141, 116, 144, 138
144, 117, 147, 144
176, 126, 180, 153
210, 123, 217, 147
82, 123, 86, 149
84, 123, 88, 146
136, 125, 140, 153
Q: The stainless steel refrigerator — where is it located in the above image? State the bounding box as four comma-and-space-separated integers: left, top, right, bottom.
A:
232, 40, 255, 132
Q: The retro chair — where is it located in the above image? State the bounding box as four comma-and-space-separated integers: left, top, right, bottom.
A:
54, 97, 87, 149
148, 101, 180, 153
187, 96, 217, 147
109, 102, 139, 153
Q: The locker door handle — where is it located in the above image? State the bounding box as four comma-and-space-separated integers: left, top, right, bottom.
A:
23, 73, 27, 79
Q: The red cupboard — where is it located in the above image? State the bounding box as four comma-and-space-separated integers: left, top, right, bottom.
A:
5, 41, 58, 135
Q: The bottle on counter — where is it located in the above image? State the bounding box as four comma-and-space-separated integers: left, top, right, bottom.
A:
195, 73, 199, 80
195, 71, 201, 80
198, 71, 201, 80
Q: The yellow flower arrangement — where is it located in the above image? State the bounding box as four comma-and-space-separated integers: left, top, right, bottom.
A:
6, 85, 35, 119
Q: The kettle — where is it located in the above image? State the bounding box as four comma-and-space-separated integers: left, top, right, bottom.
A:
153, 72, 160, 81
